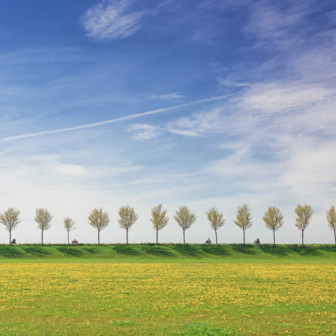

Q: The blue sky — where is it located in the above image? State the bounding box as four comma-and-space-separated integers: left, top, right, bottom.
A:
0, 0, 336, 244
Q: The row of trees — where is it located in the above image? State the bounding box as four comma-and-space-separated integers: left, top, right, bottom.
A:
1, 204, 336, 245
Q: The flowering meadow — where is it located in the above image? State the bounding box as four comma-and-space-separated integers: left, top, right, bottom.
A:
0, 263, 335, 335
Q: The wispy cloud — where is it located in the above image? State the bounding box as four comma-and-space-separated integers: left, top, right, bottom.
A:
239, 83, 334, 114
82, 0, 145, 41
32, 156, 90, 177
127, 124, 160, 140
167, 108, 224, 137
54, 163, 89, 176
151, 93, 184, 101
0, 95, 227, 143
245, 3, 310, 44
218, 79, 250, 87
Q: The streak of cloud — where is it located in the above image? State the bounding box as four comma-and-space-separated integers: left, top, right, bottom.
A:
0, 95, 228, 143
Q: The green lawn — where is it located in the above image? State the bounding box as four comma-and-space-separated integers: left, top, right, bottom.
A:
0, 244, 335, 263
0, 245, 335, 335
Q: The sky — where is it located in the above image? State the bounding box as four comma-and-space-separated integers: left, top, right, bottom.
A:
0, 0, 336, 244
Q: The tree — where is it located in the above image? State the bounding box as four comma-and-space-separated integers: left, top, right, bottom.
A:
118, 205, 139, 244
150, 204, 169, 244
326, 205, 336, 245
206, 207, 225, 244
64, 217, 76, 244
0, 208, 21, 244
233, 204, 252, 244
35, 208, 53, 245
174, 206, 196, 244
88, 208, 110, 244
262, 206, 284, 245
295, 204, 313, 245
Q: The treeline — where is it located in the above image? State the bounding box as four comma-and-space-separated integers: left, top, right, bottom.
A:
1, 204, 336, 245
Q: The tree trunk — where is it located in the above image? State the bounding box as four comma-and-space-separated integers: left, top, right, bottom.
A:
183, 229, 185, 244
243, 229, 245, 244
273, 229, 275, 245
215, 229, 218, 244
302, 230, 304, 246
9, 229, 11, 245
156, 229, 158, 244
334, 228, 336, 246
41, 229, 44, 245
98, 230, 100, 244
68, 231, 69, 245
126, 227, 128, 244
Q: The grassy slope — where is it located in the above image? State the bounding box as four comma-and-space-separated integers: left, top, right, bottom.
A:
1, 248, 335, 335
0, 244, 335, 262
1, 262, 335, 335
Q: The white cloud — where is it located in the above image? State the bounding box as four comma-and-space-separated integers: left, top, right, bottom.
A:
29, 156, 90, 177
292, 31, 336, 83
240, 83, 334, 114
218, 78, 250, 87
279, 140, 336, 197
94, 165, 142, 176
167, 108, 223, 136
0, 95, 227, 143
127, 123, 160, 140
54, 163, 89, 176
246, 3, 309, 43
82, 0, 144, 41
169, 129, 198, 137
151, 93, 184, 101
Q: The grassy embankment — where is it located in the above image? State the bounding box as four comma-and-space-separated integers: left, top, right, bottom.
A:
0, 243, 335, 262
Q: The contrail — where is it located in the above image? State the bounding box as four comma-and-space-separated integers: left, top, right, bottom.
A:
0, 95, 227, 143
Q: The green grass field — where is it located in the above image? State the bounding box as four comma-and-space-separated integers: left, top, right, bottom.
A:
0, 243, 336, 262
0, 244, 335, 335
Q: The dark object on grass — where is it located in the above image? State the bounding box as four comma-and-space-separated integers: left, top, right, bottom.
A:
11, 238, 16, 244
72, 239, 78, 244
253, 238, 260, 244
205, 238, 212, 244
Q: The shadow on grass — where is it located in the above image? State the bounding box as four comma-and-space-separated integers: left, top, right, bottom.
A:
200, 245, 232, 256
56, 246, 84, 257
114, 245, 141, 256
232, 244, 257, 255
0, 246, 25, 258
173, 245, 204, 257
22, 246, 52, 257
141, 245, 174, 257
82, 247, 100, 254
259, 245, 291, 256
316, 245, 336, 253
290, 245, 324, 257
